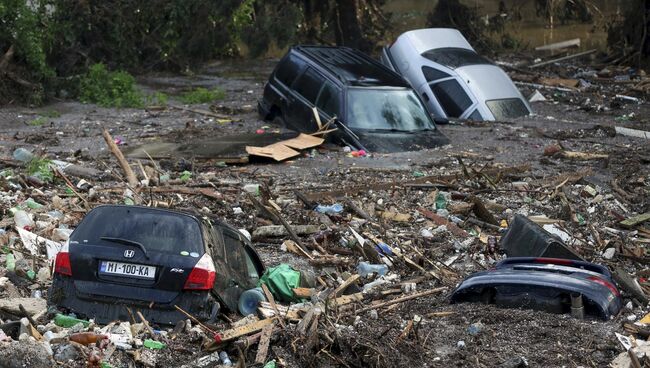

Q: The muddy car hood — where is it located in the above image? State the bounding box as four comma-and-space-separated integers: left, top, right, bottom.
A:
350, 129, 449, 153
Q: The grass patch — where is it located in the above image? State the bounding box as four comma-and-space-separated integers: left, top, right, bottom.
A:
28, 117, 47, 126
179, 87, 225, 104
79, 63, 144, 108
27, 157, 54, 182
145, 91, 168, 106
42, 110, 61, 118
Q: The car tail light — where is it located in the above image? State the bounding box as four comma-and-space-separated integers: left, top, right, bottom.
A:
183, 253, 216, 290
54, 242, 72, 276
588, 276, 620, 296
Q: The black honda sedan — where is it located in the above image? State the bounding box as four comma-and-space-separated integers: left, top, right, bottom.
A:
48, 205, 264, 325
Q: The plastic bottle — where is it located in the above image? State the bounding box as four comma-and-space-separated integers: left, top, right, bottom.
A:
219, 351, 232, 366
70, 332, 108, 345
238, 287, 267, 316
6, 254, 15, 272
243, 184, 260, 195
12, 148, 35, 162
435, 192, 447, 210
375, 242, 393, 256
143, 339, 166, 349
25, 198, 43, 209
356, 262, 388, 277
54, 314, 90, 328
314, 203, 343, 215
13, 210, 35, 230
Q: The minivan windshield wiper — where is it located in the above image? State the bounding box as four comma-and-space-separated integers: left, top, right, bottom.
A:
100, 236, 150, 259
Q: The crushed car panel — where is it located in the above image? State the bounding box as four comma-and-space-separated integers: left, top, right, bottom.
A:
450, 257, 622, 319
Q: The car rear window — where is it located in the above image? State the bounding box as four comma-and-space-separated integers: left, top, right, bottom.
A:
430, 79, 473, 118
70, 207, 203, 254
486, 98, 530, 120
293, 67, 323, 103
422, 66, 450, 82
275, 54, 301, 86
421, 48, 492, 69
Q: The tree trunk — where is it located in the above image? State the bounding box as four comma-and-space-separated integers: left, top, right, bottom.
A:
333, 0, 363, 50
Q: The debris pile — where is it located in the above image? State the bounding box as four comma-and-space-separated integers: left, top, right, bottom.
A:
0, 56, 649, 367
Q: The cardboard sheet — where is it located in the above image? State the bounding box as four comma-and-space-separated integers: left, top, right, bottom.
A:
246, 133, 323, 161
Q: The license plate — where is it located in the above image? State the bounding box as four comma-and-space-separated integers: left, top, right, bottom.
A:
99, 261, 156, 279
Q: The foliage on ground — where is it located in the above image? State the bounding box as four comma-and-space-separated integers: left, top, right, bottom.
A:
79, 64, 144, 108
27, 157, 54, 182
179, 87, 225, 104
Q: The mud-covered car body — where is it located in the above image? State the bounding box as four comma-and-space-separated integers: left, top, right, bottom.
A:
259, 45, 449, 153
49, 205, 264, 325
450, 257, 622, 319
381, 28, 532, 121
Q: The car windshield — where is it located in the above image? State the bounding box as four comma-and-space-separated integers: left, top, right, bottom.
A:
346, 88, 435, 131
70, 206, 203, 254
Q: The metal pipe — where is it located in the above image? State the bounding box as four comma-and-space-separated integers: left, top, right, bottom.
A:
571, 293, 584, 320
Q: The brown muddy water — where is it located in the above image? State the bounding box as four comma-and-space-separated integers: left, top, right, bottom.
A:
384, 0, 624, 51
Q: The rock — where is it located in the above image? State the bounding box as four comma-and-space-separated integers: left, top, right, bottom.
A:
0, 340, 54, 368
500, 356, 529, 368
37, 267, 50, 282
603, 248, 616, 260
0, 298, 46, 316
53, 343, 79, 362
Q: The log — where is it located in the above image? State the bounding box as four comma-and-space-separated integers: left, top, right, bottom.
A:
352, 287, 447, 314
254, 322, 275, 365
102, 129, 138, 187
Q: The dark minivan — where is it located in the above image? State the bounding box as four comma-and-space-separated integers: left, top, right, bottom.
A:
258, 46, 448, 153
49, 205, 264, 325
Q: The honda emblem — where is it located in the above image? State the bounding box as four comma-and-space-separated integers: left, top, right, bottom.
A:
123, 250, 135, 258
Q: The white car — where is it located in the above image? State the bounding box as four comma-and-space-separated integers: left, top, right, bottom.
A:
381, 28, 532, 121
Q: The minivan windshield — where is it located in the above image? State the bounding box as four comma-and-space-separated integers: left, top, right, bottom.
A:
347, 88, 436, 131
70, 206, 203, 254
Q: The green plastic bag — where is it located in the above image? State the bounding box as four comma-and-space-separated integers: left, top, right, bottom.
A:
258, 264, 301, 302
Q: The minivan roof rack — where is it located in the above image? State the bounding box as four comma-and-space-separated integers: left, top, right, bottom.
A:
294, 45, 409, 87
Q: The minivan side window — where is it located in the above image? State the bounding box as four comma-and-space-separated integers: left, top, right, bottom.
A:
315, 81, 340, 117
275, 54, 301, 86
430, 79, 472, 118
293, 67, 323, 104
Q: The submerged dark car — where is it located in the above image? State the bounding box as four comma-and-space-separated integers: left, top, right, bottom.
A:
450, 257, 622, 319
258, 45, 449, 153
49, 205, 264, 325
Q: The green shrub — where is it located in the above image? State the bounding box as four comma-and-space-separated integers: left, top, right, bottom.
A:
145, 91, 168, 106
27, 157, 53, 182
179, 87, 225, 104
28, 117, 47, 126
79, 64, 144, 108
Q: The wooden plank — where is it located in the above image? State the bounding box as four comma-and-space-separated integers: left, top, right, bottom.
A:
535, 38, 580, 51
296, 307, 316, 335
331, 292, 364, 306
261, 284, 286, 329
621, 212, 650, 228
329, 274, 360, 299
352, 287, 447, 314
312, 107, 323, 130
219, 318, 276, 342
292, 287, 314, 299
254, 321, 275, 365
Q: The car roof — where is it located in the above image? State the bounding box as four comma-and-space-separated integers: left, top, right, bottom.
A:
293, 45, 409, 88
90, 205, 202, 223
395, 28, 473, 54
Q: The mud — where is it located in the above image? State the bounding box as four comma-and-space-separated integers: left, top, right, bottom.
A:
0, 56, 649, 368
